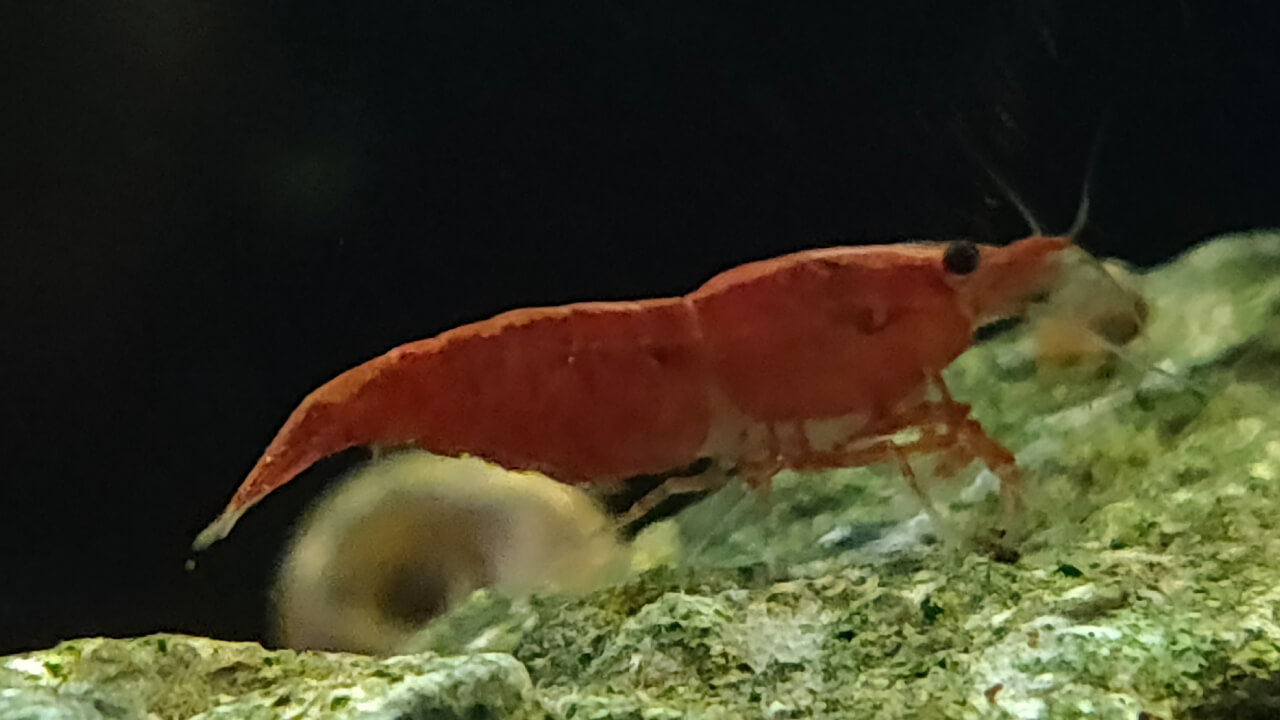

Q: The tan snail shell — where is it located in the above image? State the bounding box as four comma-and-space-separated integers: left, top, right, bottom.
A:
271, 450, 629, 654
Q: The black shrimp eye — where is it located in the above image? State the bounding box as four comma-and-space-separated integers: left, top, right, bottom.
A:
942, 240, 980, 275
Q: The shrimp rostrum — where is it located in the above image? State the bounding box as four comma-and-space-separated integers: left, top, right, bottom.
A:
194, 233, 1076, 551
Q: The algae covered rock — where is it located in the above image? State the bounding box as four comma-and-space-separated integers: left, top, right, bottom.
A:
6, 230, 1280, 719
1, 635, 532, 720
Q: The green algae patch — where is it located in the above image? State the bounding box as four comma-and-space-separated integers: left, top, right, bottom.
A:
8, 230, 1280, 719
1, 635, 532, 719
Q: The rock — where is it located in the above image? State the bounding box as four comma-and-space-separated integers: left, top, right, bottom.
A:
2, 636, 532, 720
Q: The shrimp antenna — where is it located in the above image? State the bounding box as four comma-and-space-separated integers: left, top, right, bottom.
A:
953, 113, 1110, 243
1072, 320, 1211, 402
957, 117, 1204, 402
989, 162, 1047, 238
952, 124, 1046, 238
1055, 118, 1163, 364
1063, 113, 1110, 241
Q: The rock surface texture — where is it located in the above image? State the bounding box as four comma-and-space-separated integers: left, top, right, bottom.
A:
6, 231, 1280, 719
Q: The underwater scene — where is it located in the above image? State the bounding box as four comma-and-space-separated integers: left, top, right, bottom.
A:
6, 3, 1280, 720
7, 231, 1280, 718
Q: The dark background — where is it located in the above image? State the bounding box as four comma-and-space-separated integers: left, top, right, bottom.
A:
3, 1, 1277, 654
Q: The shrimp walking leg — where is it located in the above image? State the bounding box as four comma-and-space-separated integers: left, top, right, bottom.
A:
614, 426, 787, 535
783, 392, 1021, 515
615, 395, 1021, 542
614, 467, 734, 532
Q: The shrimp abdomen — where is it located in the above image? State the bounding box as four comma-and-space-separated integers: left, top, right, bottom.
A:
394, 299, 713, 483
